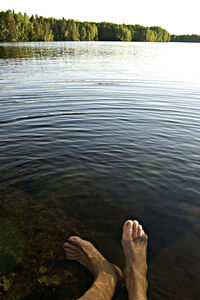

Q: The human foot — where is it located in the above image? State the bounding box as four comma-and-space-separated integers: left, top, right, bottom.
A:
121, 220, 148, 300
64, 236, 122, 300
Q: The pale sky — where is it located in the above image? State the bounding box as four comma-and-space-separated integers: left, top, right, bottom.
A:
1, 0, 200, 35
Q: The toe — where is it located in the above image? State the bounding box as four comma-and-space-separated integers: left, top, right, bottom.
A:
122, 220, 133, 240
132, 220, 139, 238
137, 225, 143, 237
67, 236, 94, 254
64, 248, 77, 254
68, 236, 82, 246
143, 232, 148, 240
66, 252, 79, 260
64, 242, 77, 250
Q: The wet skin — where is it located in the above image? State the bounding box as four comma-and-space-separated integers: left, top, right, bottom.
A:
64, 219, 148, 300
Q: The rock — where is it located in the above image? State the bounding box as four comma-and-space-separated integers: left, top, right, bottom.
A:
179, 202, 200, 230
0, 218, 25, 274
179, 202, 200, 217
0, 276, 10, 291
149, 233, 200, 300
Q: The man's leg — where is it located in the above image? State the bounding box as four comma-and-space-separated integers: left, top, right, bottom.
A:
64, 236, 122, 300
121, 220, 148, 300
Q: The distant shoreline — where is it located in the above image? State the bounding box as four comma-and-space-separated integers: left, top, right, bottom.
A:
0, 10, 200, 43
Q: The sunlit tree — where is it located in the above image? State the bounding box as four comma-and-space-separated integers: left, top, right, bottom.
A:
0, 9, 186, 43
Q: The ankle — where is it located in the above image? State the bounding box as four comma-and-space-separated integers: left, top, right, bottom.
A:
125, 272, 148, 300
128, 289, 147, 300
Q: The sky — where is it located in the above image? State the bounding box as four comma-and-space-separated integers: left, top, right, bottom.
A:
1, 0, 200, 35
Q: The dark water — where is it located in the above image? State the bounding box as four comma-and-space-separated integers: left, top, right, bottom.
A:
0, 42, 200, 299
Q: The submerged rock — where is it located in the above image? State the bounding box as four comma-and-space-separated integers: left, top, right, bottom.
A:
0, 218, 25, 274
0, 185, 95, 299
149, 233, 200, 300
179, 202, 200, 230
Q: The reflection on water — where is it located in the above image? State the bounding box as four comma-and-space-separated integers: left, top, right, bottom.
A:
0, 42, 200, 299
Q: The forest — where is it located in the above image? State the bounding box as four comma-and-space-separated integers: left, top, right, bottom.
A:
1, 10, 200, 43
170, 34, 200, 43
0, 10, 171, 42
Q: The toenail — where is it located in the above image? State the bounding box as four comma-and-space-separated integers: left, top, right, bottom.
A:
126, 220, 132, 225
69, 237, 78, 241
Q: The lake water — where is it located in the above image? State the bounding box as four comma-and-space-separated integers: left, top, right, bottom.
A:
0, 42, 200, 299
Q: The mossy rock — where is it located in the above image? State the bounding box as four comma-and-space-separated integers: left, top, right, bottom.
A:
0, 218, 25, 274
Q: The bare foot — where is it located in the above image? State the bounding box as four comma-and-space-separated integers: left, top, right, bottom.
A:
64, 236, 122, 300
121, 220, 148, 300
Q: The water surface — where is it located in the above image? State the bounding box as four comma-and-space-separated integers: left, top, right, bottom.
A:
0, 42, 200, 299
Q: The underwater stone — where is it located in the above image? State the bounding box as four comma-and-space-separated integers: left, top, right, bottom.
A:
0, 218, 25, 274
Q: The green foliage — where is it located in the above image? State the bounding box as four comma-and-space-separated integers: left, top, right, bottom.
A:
0, 9, 175, 43
96, 22, 132, 41
0, 11, 54, 42
171, 34, 200, 43
30, 16, 54, 41
65, 19, 79, 41
0, 10, 19, 42
150, 26, 170, 42
127, 24, 171, 42
77, 22, 98, 41
128, 24, 146, 41
115, 24, 132, 41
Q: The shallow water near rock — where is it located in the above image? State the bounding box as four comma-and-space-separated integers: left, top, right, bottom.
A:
0, 41, 200, 299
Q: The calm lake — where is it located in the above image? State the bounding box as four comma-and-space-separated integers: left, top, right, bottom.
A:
0, 41, 200, 299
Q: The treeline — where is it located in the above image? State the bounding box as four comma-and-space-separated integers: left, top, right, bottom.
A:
171, 34, 200, 43
0, 10, 171, 42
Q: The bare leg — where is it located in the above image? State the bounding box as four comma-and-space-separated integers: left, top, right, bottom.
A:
121, 220, 148, 300
64, 236, 122, 300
